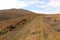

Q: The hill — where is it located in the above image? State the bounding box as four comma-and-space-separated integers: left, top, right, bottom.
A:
0, 9, 60, 40
0, 9, 37, 21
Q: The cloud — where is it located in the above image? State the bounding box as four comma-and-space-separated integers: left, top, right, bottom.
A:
0, 0, 29, 10
34, 0, 60, 13
41, 0, 60, 8
29, 9, 47, 14
36, 5, 47, 8
31, 9, 60, 14
36, 0, 60, 8
0, 0, 42, 10
48, 0, 60, 7
30, 10, 47, 13
15, 1, 29, 8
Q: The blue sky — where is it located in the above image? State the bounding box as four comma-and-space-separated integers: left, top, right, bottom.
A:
0, 0, 60, 14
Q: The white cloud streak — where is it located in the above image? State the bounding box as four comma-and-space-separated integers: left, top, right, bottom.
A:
0, 0, 29, 10
48, 0, 60, 7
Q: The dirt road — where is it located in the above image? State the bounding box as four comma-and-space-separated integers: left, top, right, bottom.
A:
0, 15, 60, 40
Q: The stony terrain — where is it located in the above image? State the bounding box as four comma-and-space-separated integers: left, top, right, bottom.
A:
0, 9, 60, 40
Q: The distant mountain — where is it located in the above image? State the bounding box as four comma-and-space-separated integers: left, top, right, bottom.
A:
0, 9, 37, 21
0, 8, 36, 14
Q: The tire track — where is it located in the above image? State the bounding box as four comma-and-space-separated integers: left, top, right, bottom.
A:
40, 16, 56, 40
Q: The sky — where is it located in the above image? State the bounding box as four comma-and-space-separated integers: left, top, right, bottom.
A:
0, 0, 60, 14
